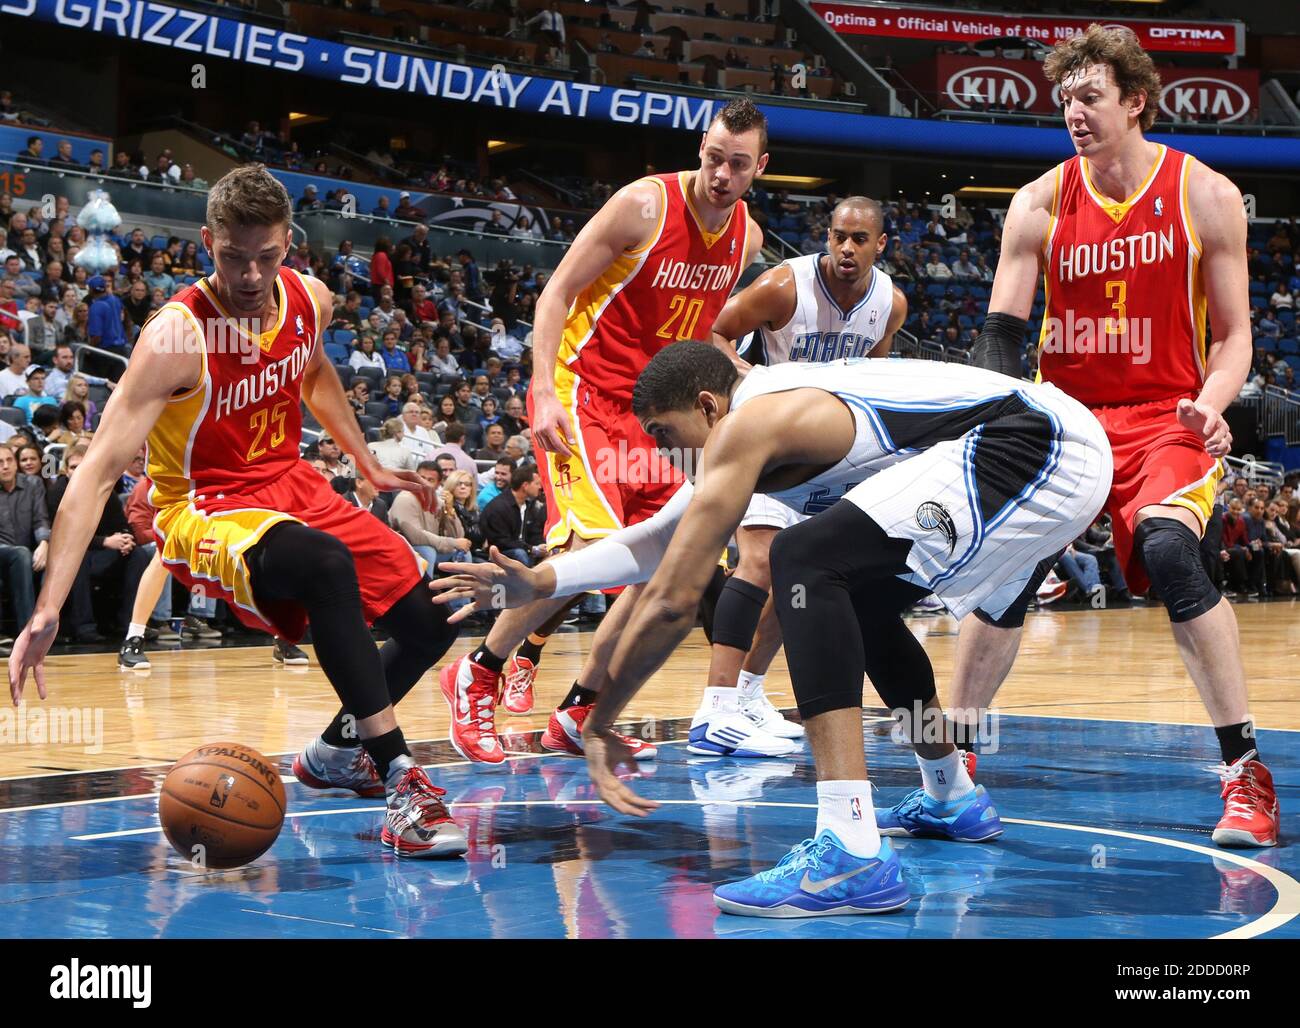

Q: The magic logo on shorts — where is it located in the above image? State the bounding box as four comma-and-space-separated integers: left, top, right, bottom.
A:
916, 501, 957, 555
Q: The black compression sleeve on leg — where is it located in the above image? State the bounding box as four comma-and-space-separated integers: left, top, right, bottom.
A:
971, 312, 1028, 378
697, 563, 729, 644
710, 575, 769, 652
321, 579, 461, 746
248, 522, 392, 726
771, 502, 927, 719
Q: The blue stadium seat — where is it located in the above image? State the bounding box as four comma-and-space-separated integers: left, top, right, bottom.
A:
332, 329, 356, 348
1278, 338, 1299, 356
958, 315, 974, 330
925, 283, 945, 298
150, 235, 168, 252
324, 342, 349, 364
1256, 337, 1278, 353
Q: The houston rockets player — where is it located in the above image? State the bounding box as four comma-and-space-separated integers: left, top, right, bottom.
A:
699, 197, 905, 748
8, 165, 468, 858
439, 99, 768, 763
901, 25, 1277, 847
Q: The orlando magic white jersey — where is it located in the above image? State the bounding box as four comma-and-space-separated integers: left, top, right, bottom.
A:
757, 254, 894, 364
731, 357, 1113, 618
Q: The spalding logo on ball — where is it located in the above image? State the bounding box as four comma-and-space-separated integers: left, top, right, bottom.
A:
159, 742, 286, 869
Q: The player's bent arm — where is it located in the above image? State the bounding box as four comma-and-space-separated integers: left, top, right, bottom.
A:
709, 264, 796, 370
871, 286, 908, 357
531, 181, 663, 399
300, 282, 379, 474
1189, 164, 1252, 413
987, 172, 1055, 320
32, 311, 199, 621
592, 424, 769, 731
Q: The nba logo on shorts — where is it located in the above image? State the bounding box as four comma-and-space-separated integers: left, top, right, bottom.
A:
850, 797, 862, 821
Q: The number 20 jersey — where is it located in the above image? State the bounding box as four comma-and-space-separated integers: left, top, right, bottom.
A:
556, 171, 750, 404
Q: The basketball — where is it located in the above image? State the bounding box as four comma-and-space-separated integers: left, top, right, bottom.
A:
158, 742, 286, 870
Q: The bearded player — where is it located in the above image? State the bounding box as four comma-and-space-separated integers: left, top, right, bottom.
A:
698, 197, 905, 747
8, 165, 467, 858
899, 25, 1276, 847
439, 99, 768, 763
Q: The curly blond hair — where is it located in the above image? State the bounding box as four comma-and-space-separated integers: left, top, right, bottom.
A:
1043, 24, 1162, 132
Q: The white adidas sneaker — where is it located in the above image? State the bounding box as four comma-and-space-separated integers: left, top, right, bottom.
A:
740, 691, 806, 739
689, 687, 798, 757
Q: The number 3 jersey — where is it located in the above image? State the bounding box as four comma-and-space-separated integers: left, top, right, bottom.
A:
145, 268, 321, 508
556, 171, 750, 404
1037, 143, 1206, 407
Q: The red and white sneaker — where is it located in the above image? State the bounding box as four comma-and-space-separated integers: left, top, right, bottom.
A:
440, 656, 505, 764
501, 655, 537, 715
381, 766, 468, 858
963, 750, 978, 781
292, 739, 385, 798
1210, 750, 1279, 847
540, 703, 658, 760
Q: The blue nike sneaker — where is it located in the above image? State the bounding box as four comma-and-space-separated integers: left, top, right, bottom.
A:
713, 831, 909, 918
875, 785, 1003, 841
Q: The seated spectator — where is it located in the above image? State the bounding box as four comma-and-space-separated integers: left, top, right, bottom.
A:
428, 336, 462, 377
477, 457, 513, 507
334, 290, 364, 330
378, 374, 404, 418
371, 195, 393, 219
924, 250, 953, 280
47, 400, 88, 446
394, 192, 424, 223
1271, 282, 1294, 311
379, 328, 410, 373
475, 422, 508, 461
316, 435, 355, 480
443, 470, 485, 556
14, 366, 56, 423
406, 339, 429, 373
16, 136, 45, 164
399, 400, 441, 461
1263, 499, 1297, 595
47, 443, 156, 642
504, 434, 531, 466
389, 462, 471, 572
499, 395, 529, 437
481, 464, 547, 566
334, 472, 390, 525
483, 210, 509, 236
25, 299, 62, 352
142, 253, 175, 299
296, 184, 322, 213
1221, 497, 1260, 597
347, 378, 372, 418
479, 395, 500, 429
0, 441, 50, 633
349, 334, 387, 373
951, 249, 980, 282
438, 422, 481, 476
367, 417, 417, 472
409, 283, 437, 326
1, 255, 38, 301
469, 373, 492, 409
432, 393, 460, 436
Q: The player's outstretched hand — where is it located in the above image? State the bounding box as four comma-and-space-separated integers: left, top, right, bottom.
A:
530, 393, 575, 457
582, 725, 660, 818
1177, 398, 1233, 458
8, 611, 58, 707
371, 468, 436, 512
428, 546, 542, 624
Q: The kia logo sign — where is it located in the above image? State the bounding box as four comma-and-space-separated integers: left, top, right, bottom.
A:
945, 66, 1038, 110
1159, 76, 1250, 122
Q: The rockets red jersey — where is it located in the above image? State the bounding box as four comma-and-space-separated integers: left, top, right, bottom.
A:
557, 171, 750, 403
146, 267, 321, 508
1037, 144, 1208, 408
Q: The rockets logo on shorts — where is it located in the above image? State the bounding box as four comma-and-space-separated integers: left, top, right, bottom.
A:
916, 501, 958, 555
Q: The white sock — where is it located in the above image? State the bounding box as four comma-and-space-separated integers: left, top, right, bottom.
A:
736, 670, 766, 699
126, 622, 147, 641
815, 780, 880, 858
699, 685, 742, 713
917, 749, 975, 802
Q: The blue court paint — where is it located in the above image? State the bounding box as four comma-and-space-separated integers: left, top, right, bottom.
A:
0, 715, 1294, 939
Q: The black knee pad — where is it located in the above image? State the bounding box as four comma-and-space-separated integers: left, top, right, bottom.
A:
972, 551, 1060, 629
710, 575, 768, 652
1135, 517, 1220, 623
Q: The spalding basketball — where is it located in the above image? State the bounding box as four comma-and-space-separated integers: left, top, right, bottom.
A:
159, 742, 286, 869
